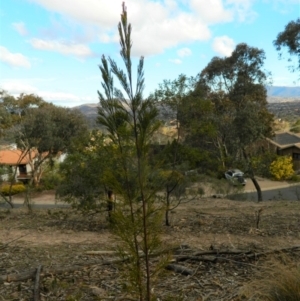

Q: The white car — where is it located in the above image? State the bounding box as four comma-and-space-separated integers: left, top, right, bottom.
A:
225, 169, 247, 186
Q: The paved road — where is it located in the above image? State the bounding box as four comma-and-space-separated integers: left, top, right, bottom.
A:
231, 178, 300, 201
0, 193, 69, 209
1, 178, 299, 209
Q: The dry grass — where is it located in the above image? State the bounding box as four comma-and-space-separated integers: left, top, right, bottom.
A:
241, 255, 300, 301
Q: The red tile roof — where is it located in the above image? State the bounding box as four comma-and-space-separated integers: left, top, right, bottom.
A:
0, 149, 37, 165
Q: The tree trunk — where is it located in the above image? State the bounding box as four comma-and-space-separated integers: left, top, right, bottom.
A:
107, 190, 114, 221
216, 138, 226, 169
165, 192, 170, 226
0, 194, 14, 208
251, 177, 263, 202
242, 148, 263, 202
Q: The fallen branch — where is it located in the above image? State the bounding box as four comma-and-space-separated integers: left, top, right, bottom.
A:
193, 250, 252, 256
1, 246, 299, 283
0, 258, 127, 283
33, 265, 42, 301
165, 264, 193, 276
175, 255, 217, 263
174, 246, 300, 263
86, 250, 144, 256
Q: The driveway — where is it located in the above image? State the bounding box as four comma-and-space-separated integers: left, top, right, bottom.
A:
234, 177, 300, 201
0, 190, 69, 209
1, 178, 300, 209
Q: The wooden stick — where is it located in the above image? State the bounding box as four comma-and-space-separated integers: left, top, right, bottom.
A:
165, 264, 193, 276
33, 265, 42, 301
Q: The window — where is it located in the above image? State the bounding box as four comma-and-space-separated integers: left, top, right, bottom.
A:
19, 164, 27, 174
292, 153, 300, 160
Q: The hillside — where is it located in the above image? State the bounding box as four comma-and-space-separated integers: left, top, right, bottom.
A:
267, 86, 300, 98
74, 97, 300, 130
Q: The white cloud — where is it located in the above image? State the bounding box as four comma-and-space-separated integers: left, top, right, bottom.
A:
177, 47, 192, 57
264, 0, 300, 14
212, 36, 235, 57
226, 0, 257, 22
1, 81, 38, 95
0, 46, 31, 68
28, 0, 211, 56
190, 0, 233, 24
29, 0, 120, 27
1, 80, 96, 107
29, 39, 94, 58
131, 13, 211, 56
12, 22, 28, 36
169, 59, 182, 64
26, 0, 260, 56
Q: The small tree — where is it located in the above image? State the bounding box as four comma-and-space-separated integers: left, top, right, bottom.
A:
270, 156, 294, 180
97, 3, 164, 300
57, 130, 109, 210
159, 169, 201, 226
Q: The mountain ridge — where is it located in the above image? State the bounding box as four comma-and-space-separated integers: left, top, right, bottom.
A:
72, 86, 300, 127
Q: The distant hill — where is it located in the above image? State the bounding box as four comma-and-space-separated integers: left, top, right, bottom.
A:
73, 86, 300, 128
267, 86, 300, 97
73, 103, 99, 128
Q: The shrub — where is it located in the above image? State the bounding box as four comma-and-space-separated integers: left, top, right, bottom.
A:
270, 156, 294, 180
1, 183, 26, 195
290, 174, 300, 182
39, 172, 62, 191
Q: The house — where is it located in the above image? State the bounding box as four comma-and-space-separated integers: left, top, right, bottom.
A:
267, 132, 300, 171
0, 148, 38, 183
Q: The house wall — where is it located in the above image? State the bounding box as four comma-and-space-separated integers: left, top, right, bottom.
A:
16, 163, 33, 179
278, 146, 300, 171
0, 163, 33, 182
265, 140, 300, 171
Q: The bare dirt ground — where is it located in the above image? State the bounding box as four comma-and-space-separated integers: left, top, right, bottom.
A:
1, 191, 300, 300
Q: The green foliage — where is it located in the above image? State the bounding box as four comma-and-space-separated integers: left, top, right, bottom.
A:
251, 151, 277, 178
197, 43, 273, 202
0, 90, 46, 140
38, 162, 63, 191
17, 105, 88, 155
15, 104, 89, 187
156, 140, 209, 171
274, 18, 300, 73
57, 131, 107, 209
270, 156, 294, 180
290, 174, 300, 182
158, 169, 197, 226
0, 183, 26, 195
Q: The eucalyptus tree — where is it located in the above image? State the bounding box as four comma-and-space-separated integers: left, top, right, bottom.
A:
15, 105, 88, 187
97, 3, 164, 300
198, 43, 274, 201
151, 74, 218, 175
151, 74, 198, 143
0, 90, 47, 141
274, 18, 300, 74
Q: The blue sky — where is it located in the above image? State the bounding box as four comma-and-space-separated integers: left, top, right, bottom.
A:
0, 0, 299, 107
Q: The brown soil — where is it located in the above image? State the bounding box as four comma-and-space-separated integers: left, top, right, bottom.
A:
1, 191, 300, 300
